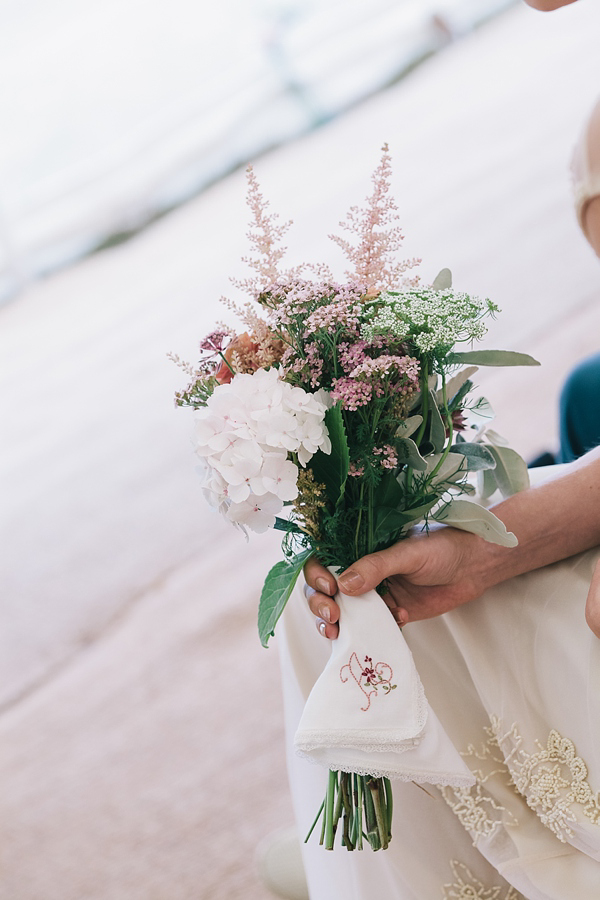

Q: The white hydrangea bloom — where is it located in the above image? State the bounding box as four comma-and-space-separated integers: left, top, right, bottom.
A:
193, 367, 330, 533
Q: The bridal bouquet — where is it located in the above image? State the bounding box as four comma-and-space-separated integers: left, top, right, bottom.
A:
172, 146, 537, 851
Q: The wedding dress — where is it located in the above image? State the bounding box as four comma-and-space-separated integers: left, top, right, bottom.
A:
278, 471, 600, 900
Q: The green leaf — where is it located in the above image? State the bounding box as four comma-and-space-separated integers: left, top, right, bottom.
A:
395, 437, 428, 472
447, 350, 540, 367
433, 499, 518, 547
308, 404, 349, 507
477, 468, 499, 501
374, 471, 403, 509
486, 445, 530, 498
425, 451, 466, 484
273, 517, 304, 534
440, 366, 478, 406
451, 442, 496, 472
374, 496, 439, 544
258, 548, 313, 648
428, 391, 447, 453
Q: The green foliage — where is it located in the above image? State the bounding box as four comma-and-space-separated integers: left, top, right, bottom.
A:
448, 349, 540, 367
309, 404, 349, 508
433, 499, 518, 547
258, 548, 313, 647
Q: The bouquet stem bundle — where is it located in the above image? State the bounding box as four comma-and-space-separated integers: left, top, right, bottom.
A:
306, 771, 393, 851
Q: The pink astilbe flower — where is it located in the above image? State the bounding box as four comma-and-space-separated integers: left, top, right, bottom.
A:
232, 166, 292, 297
330, 144, 421, 292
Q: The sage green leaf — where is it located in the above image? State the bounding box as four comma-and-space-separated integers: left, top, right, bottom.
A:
395, 415, 423, 440
448, 350, 540, 367
308, 403, 349, 507
433, 500, 518, 547
484, 428, 509, 447
432, 268, 452, 290
428, 391, 447, 453
395, 437, 428, 471
451, 442, 496, 472
258, 548, 313, 648
477, 468, 499, 501
426, 451, 467, 484
487, 445, 530, 498
439, 366, 478, 406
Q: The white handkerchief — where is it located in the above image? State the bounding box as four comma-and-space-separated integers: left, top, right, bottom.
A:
294, 583, 475, 787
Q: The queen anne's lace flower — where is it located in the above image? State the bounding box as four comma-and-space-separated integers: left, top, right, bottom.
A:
362, 288, 498, 353
193, 367, 331, 532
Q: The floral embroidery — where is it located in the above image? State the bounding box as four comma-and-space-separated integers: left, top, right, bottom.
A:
340, 652, 396, 711
492, 720, 600, 842
442, 860, 523, 900
440, 722, 516, 842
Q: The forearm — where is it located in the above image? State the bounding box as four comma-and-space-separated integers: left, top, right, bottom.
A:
475, 447, 600, 590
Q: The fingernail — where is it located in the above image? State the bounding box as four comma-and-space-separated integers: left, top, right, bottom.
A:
338, 570, 364, 592
316, 577, 331, 594
318, 621, 326, 636
318, 605, 331, 623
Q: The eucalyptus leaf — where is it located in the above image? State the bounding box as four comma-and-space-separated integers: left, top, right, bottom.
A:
484, 428, 510, 447
308, 403, 349, 507
448, 350, 540, 368
395, 437, 428, 471
258, 548, 313, 647
451, 442, 496, 472
433, 499, 518, 547
432, 268, 452, 290
487, 445, 530, 498
395, 415, 423, 440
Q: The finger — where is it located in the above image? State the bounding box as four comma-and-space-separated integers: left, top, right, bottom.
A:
337, 543, 419, 595
305, 587, 340, 626
304, 556, 337, 595
316, 618, 339, 640
381, 593, 409, 627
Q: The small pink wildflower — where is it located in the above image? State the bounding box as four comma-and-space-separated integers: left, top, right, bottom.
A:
348, 463, 365, 477
330, 377, 373, 411
374, 445, 399, 470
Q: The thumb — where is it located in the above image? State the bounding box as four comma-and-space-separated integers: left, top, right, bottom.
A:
337, 543, 418, 594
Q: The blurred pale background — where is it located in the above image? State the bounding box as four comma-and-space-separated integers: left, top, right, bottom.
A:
1, 1, 600, 898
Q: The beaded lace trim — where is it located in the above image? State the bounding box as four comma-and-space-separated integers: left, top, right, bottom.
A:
440, 721, 516, 843
441, 717, 600, 845
494, 718, 600, 843
442, 860, 523, 900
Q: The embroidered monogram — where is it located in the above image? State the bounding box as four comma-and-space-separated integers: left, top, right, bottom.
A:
442, 860, 523, 900
492, 719, 600, 842
440, 722, 516, 843
340, 652, 396, 711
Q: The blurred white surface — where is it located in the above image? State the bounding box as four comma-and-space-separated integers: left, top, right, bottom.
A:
0, 0, 514, 298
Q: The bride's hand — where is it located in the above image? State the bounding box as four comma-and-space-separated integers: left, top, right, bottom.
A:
304, 526, 487, 639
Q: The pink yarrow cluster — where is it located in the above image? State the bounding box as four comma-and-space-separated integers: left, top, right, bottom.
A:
331, 353, 420, 411
194, 367, 331, 533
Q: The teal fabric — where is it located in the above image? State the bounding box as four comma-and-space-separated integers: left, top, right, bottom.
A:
559, 352, 600, 462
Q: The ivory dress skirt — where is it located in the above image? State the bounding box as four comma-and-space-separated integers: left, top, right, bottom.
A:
279, 497, 600, 899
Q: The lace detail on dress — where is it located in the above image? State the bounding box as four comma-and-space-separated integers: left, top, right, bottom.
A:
442, 860, 523, 900
492, 719, 600, 843
440, 722, 517, 843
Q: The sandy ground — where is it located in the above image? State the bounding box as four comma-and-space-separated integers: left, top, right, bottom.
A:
2, 3, 600, 899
